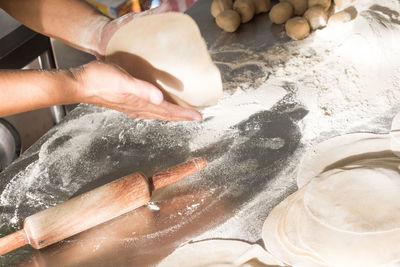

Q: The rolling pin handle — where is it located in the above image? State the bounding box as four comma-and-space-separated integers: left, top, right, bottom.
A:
0, 229, 29, 255
151, 157, 207, 190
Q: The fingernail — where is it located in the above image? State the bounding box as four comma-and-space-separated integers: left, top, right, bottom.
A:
150, 90, 163, 105
193, 112, 202, 121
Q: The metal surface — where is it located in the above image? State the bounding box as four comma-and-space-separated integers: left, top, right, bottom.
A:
0, 1, 303, 266
0, 9, 65, 124
38, 50, 67, 124
0, 119, 21, 169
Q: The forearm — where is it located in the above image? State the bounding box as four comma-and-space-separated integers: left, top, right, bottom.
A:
0, 69, 80, 117
0, 0, 110, 56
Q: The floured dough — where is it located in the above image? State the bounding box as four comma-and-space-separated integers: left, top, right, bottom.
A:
285, 17, 310, 40
263, 128, 400, 267
304, 6, 328, 30
296, 133, 392, 188
106, 13, 223, 108
157, 239, 284, 266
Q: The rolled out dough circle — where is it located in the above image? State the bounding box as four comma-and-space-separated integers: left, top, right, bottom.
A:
304, 157, 400, 233
157, 239, 283, 266
105, 13, 223, 108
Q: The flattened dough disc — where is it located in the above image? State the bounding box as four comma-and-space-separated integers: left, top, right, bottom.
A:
157, 239, 283, 266
106, 13, 223, 108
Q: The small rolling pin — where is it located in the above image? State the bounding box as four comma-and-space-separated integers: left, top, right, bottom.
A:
0, 158, 207, 255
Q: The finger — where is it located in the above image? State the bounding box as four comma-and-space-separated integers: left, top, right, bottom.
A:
128, 100, 202, 121
120, 74, 164, 105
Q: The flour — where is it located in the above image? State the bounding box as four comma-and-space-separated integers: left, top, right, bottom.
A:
1, 1, 400, 264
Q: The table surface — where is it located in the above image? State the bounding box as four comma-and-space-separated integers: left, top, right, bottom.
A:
0, 1, 396, 266
0, 9, 20, 40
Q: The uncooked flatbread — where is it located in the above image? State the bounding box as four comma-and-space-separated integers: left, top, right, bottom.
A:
106, 13, 223, 108
263, 126, 400, 266
157, 239, 284, 266
296, 133, 393, 188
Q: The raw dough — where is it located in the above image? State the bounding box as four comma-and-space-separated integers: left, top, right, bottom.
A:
252, 0, 272, 14
105, 13, 223, 108
269, 2, 294, 25
234, 0, 256, 23
285, 17, 310, 40
328, 9, 352, 24
263, 157, 400, 266
307, 0, 331, 11
304, 6, 328, 30
296, 133, 392, 188
157, 239, 284, 266
333, 0, 355, 10
263, 124, 400, 266
211, 0, 233, 18
216, 10, 241, 32
280, 0, 308, 15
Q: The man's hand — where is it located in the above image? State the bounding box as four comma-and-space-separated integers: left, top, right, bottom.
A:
72, 61, 202, 121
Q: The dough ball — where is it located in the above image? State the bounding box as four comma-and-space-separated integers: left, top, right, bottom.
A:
285, 16, 310, 40
210, 0, 233, 18
308, 0, 331, 11
216, 10, 241, 32
233, 0, 256, 23
304, 6, 328, 30
328, 9, 352, 24
269, 2, 294, 24
252, 0, 272, 14
333, 0, 355, 10
280, 0, 308, 15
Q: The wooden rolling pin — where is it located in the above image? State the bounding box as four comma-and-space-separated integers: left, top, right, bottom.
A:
0, 158, 207, 255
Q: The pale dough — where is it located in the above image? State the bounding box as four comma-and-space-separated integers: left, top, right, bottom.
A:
216, 10, 241, 32
280, 0, 308, 15
263, 128, 400, 266
157, 239, 284, 266
308, 0, 331, 11
285, 17, 310, 40
233, 0, 256, 23
304, 6, 328, 30
269, 2, 294, 25
211, 0, 233, 18
106, 13, 223, 108
252, 0, 272, 14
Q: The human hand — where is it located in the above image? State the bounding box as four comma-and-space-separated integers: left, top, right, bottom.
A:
71, 61, 202, 121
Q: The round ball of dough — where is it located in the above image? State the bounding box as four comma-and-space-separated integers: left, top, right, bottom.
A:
280, 0, 308, 15
285, 16, 310, 40
269, 2, 294, 24
233, 0, 256, 23
304, 6, 328, 30
216, 10, 241, 32
252, 0, 272, 14
328, 10, 352, 24
333, 0, 355, 10
308, 0, 331, 11
211, 0, 233, 18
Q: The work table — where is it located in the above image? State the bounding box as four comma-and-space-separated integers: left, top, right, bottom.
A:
0, 0, 397, 266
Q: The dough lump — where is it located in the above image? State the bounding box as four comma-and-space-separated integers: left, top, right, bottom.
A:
211, 0, 233, 18
308, 0, 331, 11
280, 0, 308, 15
285, 17, 310, 40
234, 0, 256, 23
328, 9, 352, 24
333, 0, 355, 10
105, 13, 223, 108
216, 10, 241, 32
269, 2, 293, 25
304, 6, 328, 30
252, 0, 272, 14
